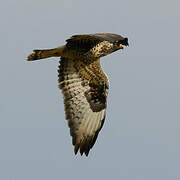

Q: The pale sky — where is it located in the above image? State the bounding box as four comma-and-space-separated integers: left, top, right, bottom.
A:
1, 0, 180, 179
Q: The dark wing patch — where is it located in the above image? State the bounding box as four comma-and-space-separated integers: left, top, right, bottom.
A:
58, 57, 109, 156
84, 83, 108, 112
66, 35, 102, 53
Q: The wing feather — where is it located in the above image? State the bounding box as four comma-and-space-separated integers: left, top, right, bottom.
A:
58, 57, 109, 156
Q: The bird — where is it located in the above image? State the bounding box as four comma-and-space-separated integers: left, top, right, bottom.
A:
27, 33, 129, 156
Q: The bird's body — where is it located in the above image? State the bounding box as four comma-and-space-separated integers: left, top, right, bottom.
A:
27, 33, 128, 156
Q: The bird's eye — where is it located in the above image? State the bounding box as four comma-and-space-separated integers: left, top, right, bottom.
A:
115, 40, 121, 45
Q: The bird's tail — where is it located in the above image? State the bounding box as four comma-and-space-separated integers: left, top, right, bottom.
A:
27, 46, 65, 61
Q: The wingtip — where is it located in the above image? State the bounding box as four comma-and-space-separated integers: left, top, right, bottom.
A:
26, 50, 38, 61
74, 145, 79, 155
80, 150, 89, 157
74, 144, 90, 157
85, 150, 89, 157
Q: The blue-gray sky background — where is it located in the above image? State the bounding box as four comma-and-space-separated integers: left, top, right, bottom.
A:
1, 0, 180, 179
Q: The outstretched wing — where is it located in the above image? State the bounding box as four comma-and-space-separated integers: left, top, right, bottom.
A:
58, 57, 109, 156
65, 33, 125, 53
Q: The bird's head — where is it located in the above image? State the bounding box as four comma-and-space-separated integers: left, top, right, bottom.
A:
114, 37, 129, 50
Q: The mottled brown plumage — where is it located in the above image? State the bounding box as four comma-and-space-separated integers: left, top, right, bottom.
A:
27, 33, 128, 156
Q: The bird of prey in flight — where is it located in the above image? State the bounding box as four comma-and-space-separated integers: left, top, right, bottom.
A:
27, 33, 129, 156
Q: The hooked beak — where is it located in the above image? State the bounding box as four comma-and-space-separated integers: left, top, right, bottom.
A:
119, 38, 129, 49
119, 44, 124, 49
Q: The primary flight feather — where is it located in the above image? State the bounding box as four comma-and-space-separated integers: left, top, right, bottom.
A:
27, 33, 129, 156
